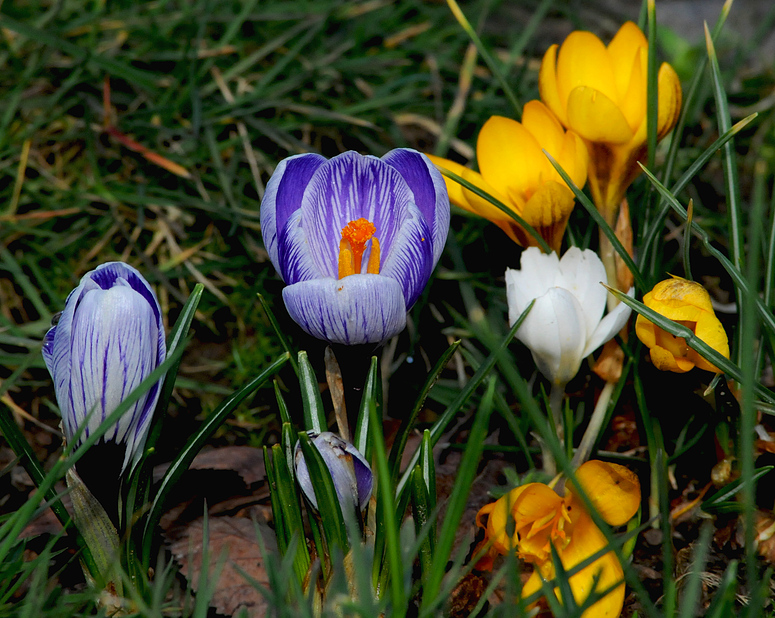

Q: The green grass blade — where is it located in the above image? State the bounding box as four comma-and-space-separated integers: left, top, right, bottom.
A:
545, 152, 647, 291
421, 376, 494, 610
298, 351, 326, 434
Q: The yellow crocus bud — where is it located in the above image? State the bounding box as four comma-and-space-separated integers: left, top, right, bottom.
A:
635, 276, 730, 373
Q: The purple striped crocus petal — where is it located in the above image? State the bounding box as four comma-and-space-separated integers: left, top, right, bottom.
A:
379, 202, 434, 308
43, 262, 166, 473
283, 275, 406, 345
300, 152, 414, 279
278, 210, 321, 285
260, 153, 327, 282
381, 148, 450, 264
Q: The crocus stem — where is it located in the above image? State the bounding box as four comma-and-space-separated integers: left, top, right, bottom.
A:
549, 383, 565, 443
600, 228, 619, 313
570, 380, 615, 469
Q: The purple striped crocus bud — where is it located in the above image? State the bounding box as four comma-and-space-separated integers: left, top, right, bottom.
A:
42, 262, 166, 473
295, 432, 373, 514
260, 149, 450, 345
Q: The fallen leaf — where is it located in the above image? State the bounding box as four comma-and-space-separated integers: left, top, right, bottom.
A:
167, 515, 276, 617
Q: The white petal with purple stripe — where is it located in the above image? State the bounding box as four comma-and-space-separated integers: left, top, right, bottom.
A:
283, 275, 406, 345
42, 262, 166, 472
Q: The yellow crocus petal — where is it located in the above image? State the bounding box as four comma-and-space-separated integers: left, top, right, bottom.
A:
607, 21, 647, 100
478, 115, 544, 202
522, 99, 565, 161
425, 155, 474, 211
561, 516, 626, 618
646, 276, 715, 314
650, 344, 694, 373
558, 130, 589, 190
571, 460, 640, 526
520, 181, 575, 253
657, 62, 683, 140
556, 31, 618, 108
618, 46, 648, 133
539, 44, 567, 125
567, 86, 634, 144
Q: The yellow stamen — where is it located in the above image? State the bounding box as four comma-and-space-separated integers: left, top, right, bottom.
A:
338, 239, 355, 279
366, 237, 381, 274
338, 218, 380, 279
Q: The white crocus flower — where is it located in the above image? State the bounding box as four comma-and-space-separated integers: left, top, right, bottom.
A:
506, 247, 632, 387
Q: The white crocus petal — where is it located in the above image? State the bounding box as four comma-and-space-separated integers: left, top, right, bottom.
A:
557, 247, 608, 340
506, 248, 631, 387
513, 247, 561, 304
582, 287, 634, 357
516, 287, 587, 386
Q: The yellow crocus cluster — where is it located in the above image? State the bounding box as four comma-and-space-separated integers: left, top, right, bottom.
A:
430, 21, 682, 253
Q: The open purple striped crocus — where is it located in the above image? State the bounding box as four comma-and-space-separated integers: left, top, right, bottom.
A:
42, 262, 166, 473
260, 149, 449, 345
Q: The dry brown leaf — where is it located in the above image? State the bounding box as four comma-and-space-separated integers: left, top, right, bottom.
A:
168, 515, 276, 617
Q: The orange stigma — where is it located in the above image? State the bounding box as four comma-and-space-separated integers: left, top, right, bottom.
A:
338, 218, 380, 279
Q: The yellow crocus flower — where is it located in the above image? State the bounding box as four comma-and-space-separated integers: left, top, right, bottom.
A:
428, 100, 587, 253
635, 276, 730, 373
539, 21, 682, 223
475, 460, 640, 618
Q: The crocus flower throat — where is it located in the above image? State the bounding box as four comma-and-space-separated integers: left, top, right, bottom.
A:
338, 218, 380, 279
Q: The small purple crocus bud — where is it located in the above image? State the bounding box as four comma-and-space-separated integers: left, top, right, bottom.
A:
42, 262, 166, 473
295, 432, 373, 514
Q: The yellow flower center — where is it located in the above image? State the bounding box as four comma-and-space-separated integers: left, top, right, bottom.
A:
338, 218, 381, 279
516, 499, 573, 564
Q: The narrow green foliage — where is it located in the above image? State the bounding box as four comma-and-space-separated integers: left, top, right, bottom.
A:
354, 356, 379, 459
298, 351, 327, 434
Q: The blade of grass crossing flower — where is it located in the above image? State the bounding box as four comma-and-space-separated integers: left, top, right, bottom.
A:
257, 293, 300, 375
646, 0, 658, 172
297, 432, 348, 552
388, 340, 460, 485
396, 308, 528, 498
421, 377, 494, 612
639, 164, 775, 338
298, 351, 326, 434
142, 353, 289, 563
437, 166, 551, 253
444, 0, 522, 118
545, 152, 647, 291
354, 356, 379, 459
